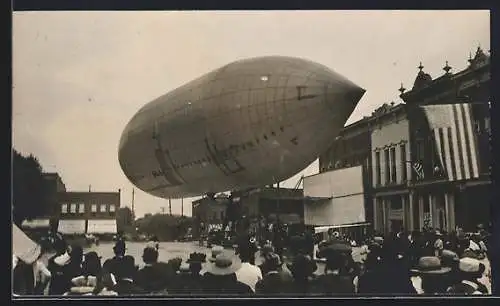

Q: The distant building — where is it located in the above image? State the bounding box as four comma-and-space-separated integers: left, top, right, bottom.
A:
370, 103, 411, 233
56, 191, 121, 235
192, 194, 230, 235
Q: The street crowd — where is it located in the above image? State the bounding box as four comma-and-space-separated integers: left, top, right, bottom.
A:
12, 225, 492, 296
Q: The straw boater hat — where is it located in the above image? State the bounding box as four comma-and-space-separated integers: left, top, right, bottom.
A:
410, 256, 451, 274
206, 254, 241, 276
440, 250, 459, 267
260, 244, 274, 258
458, 257, 485, 278
209, 246, 224, 262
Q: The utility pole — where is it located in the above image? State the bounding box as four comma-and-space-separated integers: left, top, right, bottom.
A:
169, 198, 172, 216
161, 207, 165, 215
89, 185, 91, 192
132, 188, 135, 219
181, 198, 184, 217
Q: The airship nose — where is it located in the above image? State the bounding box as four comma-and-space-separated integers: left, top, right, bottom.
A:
324, 80, 366, 120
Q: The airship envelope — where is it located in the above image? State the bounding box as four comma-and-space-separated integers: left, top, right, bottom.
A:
119, 56, 365, 199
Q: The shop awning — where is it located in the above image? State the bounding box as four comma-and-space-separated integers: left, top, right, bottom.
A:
314, 222, 371, 234
21, 218, 51, 229
87, 220, 117, 234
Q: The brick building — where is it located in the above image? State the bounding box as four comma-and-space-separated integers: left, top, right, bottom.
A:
56, 191, 121, 235
192, 194, 229, 236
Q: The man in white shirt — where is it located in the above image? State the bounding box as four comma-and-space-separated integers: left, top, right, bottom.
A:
235, 239, 262, 292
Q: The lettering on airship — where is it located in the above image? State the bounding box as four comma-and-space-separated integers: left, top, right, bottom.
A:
290, 137, 299, 145
204, 138, 245, 176
296, 85, 318, 101
152, 123, 186, 186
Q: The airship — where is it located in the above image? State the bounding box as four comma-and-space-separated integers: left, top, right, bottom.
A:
119, 56, 365, 199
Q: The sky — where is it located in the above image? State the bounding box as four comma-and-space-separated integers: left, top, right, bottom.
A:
12, 10, 490, 218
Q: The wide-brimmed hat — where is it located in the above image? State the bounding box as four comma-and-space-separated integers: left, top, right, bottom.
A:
440, 250, 459, 267
186, 252, 206, 263
54, 252, 71, 266
178, 263, 190, 273
373, 236, 384, 244
209, 246, 224, 262
205, 254, 241, 276
410, 256, 451, 274
458, 257, 485, 276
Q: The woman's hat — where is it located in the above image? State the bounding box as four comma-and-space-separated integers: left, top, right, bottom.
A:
178, 263, 190, 273
373, 236, 384, 244
209, 246, 224, 262
186, 252, 207, 263
206, 254, 241, 276
410, 256, 451, 274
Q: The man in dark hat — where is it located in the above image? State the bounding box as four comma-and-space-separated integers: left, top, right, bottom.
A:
135, 247, 170, 293
171, 252, 207, 295
235, 235, 262, 293
255, 253, 294, 295
258, 243, 275, 275
287, 253, 317, 295
103, 240, 127, 279
311, 249, 356, 295
112, 255, 143, 295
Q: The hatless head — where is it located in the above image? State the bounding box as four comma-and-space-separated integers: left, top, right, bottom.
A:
113, 240, 126, 257
83, 251, 102, 277
142, 247, 159, 265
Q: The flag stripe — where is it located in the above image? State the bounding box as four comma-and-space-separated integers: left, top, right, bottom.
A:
460, 103, 474, 179
451, 105, 464, 180
437, 128, 448, 178
463, 103, 480, 178
441, 127, 453, 180
447, 126, 457, 181
455, 104, 470, 179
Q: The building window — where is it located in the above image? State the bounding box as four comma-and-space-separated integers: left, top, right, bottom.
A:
91, 204, 97, 213
61, 203, 68, 214
78, 203, 85, 214
400, 144, 407, 182
384, 149, 390, 185
390, 147, 397, 183
375, 151, 381, 186
109, 205, 115, 212
70, 203, 77, 214
100, 204, 107, 212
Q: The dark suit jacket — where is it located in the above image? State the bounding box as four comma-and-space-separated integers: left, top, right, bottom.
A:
255, 270, 295, 295
112, 279, 145, 295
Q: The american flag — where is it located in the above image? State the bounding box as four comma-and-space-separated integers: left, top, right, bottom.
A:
412, 161, 424, 180
420, 103, 480, 181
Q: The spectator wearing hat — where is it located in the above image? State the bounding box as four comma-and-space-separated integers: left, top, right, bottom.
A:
311, 250, 356, 295
258, 243, 275, 275
358, 244, 416, 295
173, 252, 206, 294
287, 253, 317, 295
446, 257, 489, 295
82, 252, 102, 278
103, 240, 127, 279
235, 237, 262, 293
135, 247, 169, 293
410, 256, 452, 295
111, 255, 143, 295
440, 250, 461, 287
202, 254, 253, 295
255, 253, 294, 295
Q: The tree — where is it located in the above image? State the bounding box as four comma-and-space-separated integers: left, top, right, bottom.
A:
116, 206, 134, 232
12, 149, 51, 226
